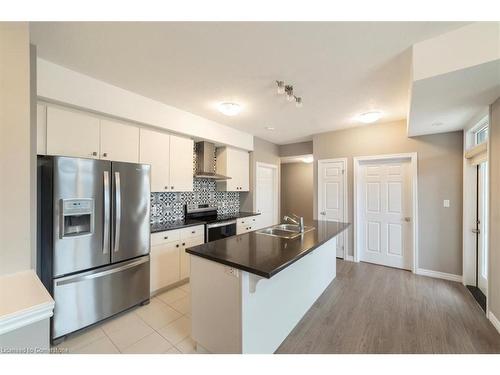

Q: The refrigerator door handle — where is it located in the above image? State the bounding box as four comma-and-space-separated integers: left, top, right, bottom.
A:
114, 171, 121, 253
103, 171, 110, 254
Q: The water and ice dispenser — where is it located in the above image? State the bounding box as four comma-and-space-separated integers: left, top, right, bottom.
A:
60, 198, 95, 238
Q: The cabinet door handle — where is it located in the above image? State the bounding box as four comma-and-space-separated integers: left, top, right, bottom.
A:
164, 186, 168, 190
182, 242, 185, 246
92, 151, 98, 157
102, 152, 108, 158
191, 230, 195, 234
176, 244, 179, 248
171, 186, 174, 190
164, 236, 168, 240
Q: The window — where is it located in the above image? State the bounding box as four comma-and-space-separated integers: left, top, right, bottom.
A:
474, 117, 489, 146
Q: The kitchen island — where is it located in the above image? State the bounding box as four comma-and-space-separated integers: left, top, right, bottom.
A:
186, 220, 349, 354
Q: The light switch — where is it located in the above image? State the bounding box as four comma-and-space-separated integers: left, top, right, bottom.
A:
443, 199, 450, 208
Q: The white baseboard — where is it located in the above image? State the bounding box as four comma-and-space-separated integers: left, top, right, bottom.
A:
345, 255, 354, 262
488, 311, 500, 334
416, 268, 463, 283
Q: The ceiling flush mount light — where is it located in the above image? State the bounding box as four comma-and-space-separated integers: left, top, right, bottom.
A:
218, 102, 241, 116
357, 111, 383, 124
265, 126, 275, 131
275, 80, 303, 108
432, 122, 444, 127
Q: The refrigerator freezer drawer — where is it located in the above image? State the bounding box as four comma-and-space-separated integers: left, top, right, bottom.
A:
52, 256, 150, 339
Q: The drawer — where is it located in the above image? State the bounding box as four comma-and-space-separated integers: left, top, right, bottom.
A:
151, 229, 180, 246
179, 225, 205, 239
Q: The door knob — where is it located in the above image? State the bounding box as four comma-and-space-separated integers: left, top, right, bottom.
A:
320, 211, 326, 215
403, 217, 411, 222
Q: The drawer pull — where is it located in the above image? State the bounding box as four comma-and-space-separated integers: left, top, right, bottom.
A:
191, 230, 195, 234
182, 242, 186, 246
164, 236, 168, 240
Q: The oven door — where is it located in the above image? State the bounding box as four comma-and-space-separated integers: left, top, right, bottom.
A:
206, 220, 237, 242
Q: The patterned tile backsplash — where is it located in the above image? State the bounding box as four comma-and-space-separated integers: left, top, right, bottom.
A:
150, 179, 240, 224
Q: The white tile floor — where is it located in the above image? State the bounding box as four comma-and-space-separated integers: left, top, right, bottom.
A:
53, 282, 209, 354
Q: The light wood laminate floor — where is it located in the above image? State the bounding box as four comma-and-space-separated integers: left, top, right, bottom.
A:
277, 259, 500, 354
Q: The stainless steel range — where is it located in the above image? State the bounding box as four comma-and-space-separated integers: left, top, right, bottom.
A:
37, 156, 151, 342
185, 204, 237, 242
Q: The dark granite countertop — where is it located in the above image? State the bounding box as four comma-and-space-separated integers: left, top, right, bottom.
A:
186, 220, 350, 278
150, 212, 260, 233
150, 219, 205, 233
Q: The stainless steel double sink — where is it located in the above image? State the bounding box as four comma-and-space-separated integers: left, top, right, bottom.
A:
256, 223, 315, 239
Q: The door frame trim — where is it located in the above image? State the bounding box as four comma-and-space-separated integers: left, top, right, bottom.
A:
317, 158, 348, 260
255, 162, 279, 226
353, 152, 418, 273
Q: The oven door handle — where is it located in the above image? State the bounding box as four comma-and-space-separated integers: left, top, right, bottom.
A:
206, 220, 237, 229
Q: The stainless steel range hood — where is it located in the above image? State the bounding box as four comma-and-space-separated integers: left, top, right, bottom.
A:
194, 141, 231, 180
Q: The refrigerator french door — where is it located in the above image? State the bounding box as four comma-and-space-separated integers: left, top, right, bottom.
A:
37, 156, 151, 341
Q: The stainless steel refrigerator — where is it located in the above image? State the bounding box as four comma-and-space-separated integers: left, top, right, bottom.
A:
37, 156, 151, 342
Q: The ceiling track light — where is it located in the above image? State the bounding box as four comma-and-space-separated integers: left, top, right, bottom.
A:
294, 96, 303, 108
276, 80, 285, 95
275, 80, 303, 108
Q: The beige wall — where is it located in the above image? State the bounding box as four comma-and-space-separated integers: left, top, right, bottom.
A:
489, 97, 500, 319
281, 163, 314, 223
279, 141, 313, 157
0, 22, 33, 275
240, 137, 281, 213
313, 120, 463, 275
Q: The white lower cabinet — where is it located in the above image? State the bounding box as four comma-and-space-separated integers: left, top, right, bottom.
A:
180, 236, 204, 280
150, 241, 180, 292
236, 215, 261, 235
150, 225, 205, 293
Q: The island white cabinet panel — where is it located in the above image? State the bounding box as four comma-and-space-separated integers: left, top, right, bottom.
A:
150, 241, 180, 292
46, 106, 100, 159
190, 236, 337, 354
216, 147, 250, 191
139, 128, 170, 192
169, 135, 194, 192
100, 119, 139, 163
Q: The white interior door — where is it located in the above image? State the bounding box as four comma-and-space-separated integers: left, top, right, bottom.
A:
478, 162, 488, 294
358, 159, 412, 270
256, 163, 278, 228
318, 160, 346, 258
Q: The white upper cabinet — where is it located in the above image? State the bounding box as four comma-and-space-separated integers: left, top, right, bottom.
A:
46, 106, 140, 163
169, 134, 194, 192
46, 106, 100, 159
216, 147, 250, 191
100, 119, 139, 163
139, 128, 170, 192
139, 129, 193, 192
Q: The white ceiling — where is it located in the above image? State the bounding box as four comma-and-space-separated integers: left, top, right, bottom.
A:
30, 22, 467, 145
408, 59, 500, 136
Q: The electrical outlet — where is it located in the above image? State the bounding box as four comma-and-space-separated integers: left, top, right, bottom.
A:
224, 266, 239, 278
443, 199, 450, 208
